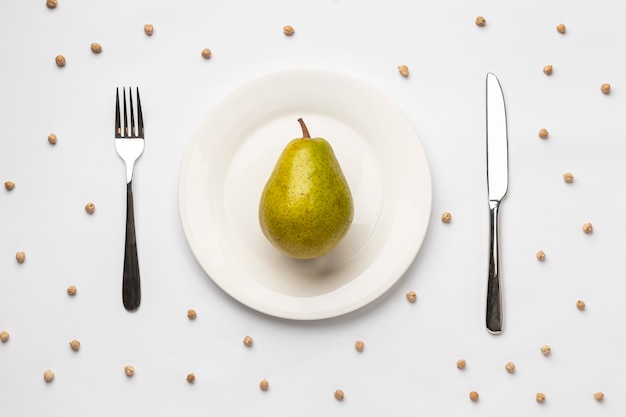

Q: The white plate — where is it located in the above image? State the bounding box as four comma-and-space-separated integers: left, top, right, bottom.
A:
179, 69, 432, 320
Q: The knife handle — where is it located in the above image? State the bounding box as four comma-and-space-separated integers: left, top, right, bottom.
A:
486, 200, 503, 334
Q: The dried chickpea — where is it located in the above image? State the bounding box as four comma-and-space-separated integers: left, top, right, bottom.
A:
543, 65, 553, 75
4, 181, 15, 191
46, 0, 57, 9
55, 55, 66, 67
593, 391, 605, 401
441, 211, 452, 223
243, 335, 253, 347
124, 365, 135, 377
469, 391, 479, 401
355, 340, 364, 352
505, 361, 516, 373
538, 128, 549, 139
556, 23, 566, 33
90, 43, 102, 53
15, 251, 25, 264
398, 65, 409, 78
69, 339, 80, 351
536, 392, 546, 403
144, 24, 154, 36
186, 373, 195, 384
201, 48, 212, 59
576, 299, 586, 310
563, 172, 574, 183
334, 389, 345, 400
259, 378, 269, 391
456, 359, 466, 369
540, 344, 551, 356
283, 25, 295, 36
536, 250, 546, 261
582, 223, 593, 233
475, 16, 486, 27
85, 202, 95, 214
48, 133, 58, 144
601, 83, 611, 94
43, 369, 55, 382
67, 285, 77, 296
187, 309, 197, 320
406, 291, 417, 303
0, 330, 9, 343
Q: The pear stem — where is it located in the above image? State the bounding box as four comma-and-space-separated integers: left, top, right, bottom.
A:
297, 118, 311, 139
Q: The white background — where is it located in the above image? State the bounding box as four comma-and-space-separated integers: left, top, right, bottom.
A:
1, 0, 626, 416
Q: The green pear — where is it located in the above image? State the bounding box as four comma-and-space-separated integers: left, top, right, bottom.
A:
259, 118, 354, 259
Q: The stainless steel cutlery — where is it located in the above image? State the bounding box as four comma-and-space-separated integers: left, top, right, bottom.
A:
115, 87, 144, 311
485, 73, 509, 334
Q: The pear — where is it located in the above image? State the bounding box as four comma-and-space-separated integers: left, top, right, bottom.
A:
258, 118, 354, 259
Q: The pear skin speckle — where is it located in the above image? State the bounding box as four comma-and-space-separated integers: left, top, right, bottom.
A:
259, 120, 353, 259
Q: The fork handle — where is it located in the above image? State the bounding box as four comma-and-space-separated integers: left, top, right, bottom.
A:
486, 200, 503, 334
122, 180, 141, 311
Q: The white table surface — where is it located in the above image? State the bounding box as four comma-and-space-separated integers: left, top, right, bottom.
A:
2, 0, 626, 415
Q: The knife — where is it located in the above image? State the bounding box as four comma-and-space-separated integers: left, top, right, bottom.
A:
485, 72, 509, 334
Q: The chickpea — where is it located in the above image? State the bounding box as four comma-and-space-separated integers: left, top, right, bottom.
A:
46, 0, 57, 9
85, 202, 95, 214
456, 359, 466, 369
475, 16, 486, 27
556, 23, 566, 33
601, 83, 611, 94
334, 389, 345, 400
283, 25, 295, 36
69, 339, 80, 351
576, 299, 586, 310
48, 133, 58, 144
469, 391, 479, 401
67, 285, 77, 296
540, 344, 551, 356
593, 391, 605, 401
538, 128, 549, 139
43, 369, 55, 382
0, 330, 9, 343
536, 392, 546, 403
563, 172, 574, 183
582, 223, 593, 233
536, 250, 546, 261
505, 361, 515, 373
186, 373, 195, 384
259, 378, 269, 391
15, 251, 25, 263
201, 48, 212, 59
398, 65, 409, 78
441, 211, 452, 223
124, 365, 135, 377
90, 43, 102, 53
243, 335, 253, 347
355, 340, 364, 352
55, 55, 66, 67
406, 291, 417, 303
543, 65, 553, 75
144, 24, 154, 36
187, 309, 197, 320
4, 181, 15, 191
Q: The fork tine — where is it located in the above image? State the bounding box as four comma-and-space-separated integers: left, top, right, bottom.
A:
129, 86, 136, 138
123, 87, 129, 137
115, 88, 122, 137
136, 88, 144, 138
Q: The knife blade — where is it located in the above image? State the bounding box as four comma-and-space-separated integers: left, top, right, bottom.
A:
485, 72, 509, 334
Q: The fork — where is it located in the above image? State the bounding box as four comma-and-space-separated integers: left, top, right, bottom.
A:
115, 87, 144, 311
